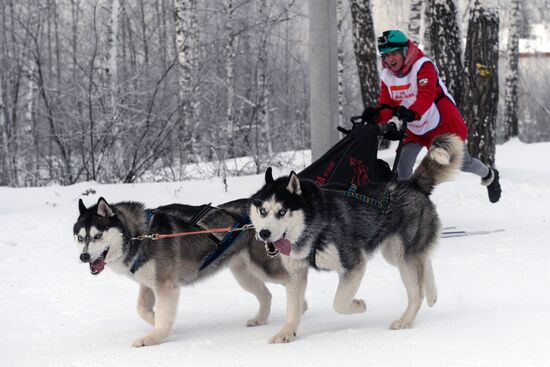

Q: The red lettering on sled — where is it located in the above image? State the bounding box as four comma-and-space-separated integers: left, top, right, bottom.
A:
348, 156, 369, 185
315, 160, 336, 185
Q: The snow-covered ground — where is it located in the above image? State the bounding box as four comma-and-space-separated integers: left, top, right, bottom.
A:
1, 138, 549, 367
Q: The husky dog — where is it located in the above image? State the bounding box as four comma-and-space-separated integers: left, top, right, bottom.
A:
249, 134, 464, 343
74, 198, 293, 347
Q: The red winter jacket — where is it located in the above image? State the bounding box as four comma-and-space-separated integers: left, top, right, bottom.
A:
377, 41, 467, 147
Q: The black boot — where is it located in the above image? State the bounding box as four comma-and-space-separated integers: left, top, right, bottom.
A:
481, 167, 501, 203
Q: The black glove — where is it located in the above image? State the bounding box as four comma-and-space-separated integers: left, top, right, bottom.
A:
361, 107, 380, 124
383, 122, 405, 141
393, 106, 416, 122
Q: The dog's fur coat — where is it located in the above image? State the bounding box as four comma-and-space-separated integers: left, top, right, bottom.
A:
248, 134, 464, 342
74, 198, 294, 347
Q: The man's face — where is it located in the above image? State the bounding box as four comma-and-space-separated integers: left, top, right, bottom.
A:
383, 50, 405, 73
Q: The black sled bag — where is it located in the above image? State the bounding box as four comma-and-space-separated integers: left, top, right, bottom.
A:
298, 123, 391, 186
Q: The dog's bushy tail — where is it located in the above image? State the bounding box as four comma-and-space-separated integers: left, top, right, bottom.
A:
409, 134, 464, 195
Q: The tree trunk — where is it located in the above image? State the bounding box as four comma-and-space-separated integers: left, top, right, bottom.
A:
138, 0, 149, 66
0, 3, 11, 185
422, 1, 432, 56
25, 64, 37, 186
257, 0, 273, 162
7, 0, 22, 185
349, 0, 379, 108
336, 0, 345, 127
462, 0, 499, 167
108, 0, 120, 112
408, 0, 423, 45
225, 0, 236, 158
155, 0, 167, 67
174, 0, 196, 165
0, 79, 10, 186
426, 0, 463, 105
71, 0, 88, 180
503, 0, 522, 141
53, 0, 61, 90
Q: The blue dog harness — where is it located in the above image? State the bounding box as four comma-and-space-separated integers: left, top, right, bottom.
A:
199, 215, 250, 271
129, 205, 250, 274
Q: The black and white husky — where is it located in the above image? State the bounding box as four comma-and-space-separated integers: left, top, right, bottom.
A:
248, 134, 464, 343
73, 198, 293, 347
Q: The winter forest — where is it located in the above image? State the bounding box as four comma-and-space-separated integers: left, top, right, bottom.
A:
0, 0, 548, 187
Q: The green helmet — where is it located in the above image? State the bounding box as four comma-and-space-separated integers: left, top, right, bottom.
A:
377, 30, 409, 55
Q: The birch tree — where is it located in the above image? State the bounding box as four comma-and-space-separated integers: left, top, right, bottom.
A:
408, 0, 423, 45
138, 0, 149, 66
224, 0, 236, 158
24, 64, 37, 186
422, 1, 432, 56
349, 0, 379, 108
174, 0, 197, 162
503, 0, 522, 140
2, 0, 27, 186
107, 0, 120, 114
336, 0, 345, 127
256, 0, 273, 161
0, 80, 9, 186
426, 0, 463, 105
0, 2, 11, 185
462, 0, 499, 166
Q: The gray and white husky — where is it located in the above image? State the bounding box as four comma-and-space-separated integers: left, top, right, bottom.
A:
248, 134, 464, 343
73, 198, 293, 347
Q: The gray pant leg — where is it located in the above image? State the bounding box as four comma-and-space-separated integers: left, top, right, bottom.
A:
397, 142, 423, 180
461, 144, 490, 178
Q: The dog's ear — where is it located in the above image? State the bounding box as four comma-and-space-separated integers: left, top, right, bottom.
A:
286, 171, 302, 195
78, 199, 87, 215
96, 197, 115, 218
265, 167, 274, 184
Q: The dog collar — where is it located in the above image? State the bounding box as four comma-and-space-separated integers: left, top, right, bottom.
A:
345, 184, 391, 214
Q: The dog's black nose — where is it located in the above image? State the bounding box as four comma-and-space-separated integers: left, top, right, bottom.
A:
259, 229, 271, 241
80, 252, 91, 263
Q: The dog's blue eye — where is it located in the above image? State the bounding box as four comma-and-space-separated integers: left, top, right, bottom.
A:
94, 233, 103, 240
77, 235, 84, 242
278, 209, 287, 216
259, 208, 267, 216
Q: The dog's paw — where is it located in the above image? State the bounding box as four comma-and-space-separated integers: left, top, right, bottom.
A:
352, 299, 367, 313
335, 298, 367, 314
269, 331, 297, 344
389, 319, 412, 330
246, 317, 268, 327
131, 334, 162, 347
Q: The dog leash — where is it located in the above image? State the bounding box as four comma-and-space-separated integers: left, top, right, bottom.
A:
131, 224, 256, 241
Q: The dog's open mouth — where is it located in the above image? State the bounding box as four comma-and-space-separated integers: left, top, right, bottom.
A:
90, 248, 109, 275
272, 233, 291, 256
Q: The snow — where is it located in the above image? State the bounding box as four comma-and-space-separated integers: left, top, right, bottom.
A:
1, 138, 550, 367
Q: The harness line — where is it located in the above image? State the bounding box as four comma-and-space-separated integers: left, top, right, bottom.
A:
131, 224, 256, 242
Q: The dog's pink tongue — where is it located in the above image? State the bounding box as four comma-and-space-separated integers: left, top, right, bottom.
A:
90, 258, 105, 275
273, 238, 292, 256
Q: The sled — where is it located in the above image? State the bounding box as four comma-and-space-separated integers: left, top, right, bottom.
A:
299, 115, 406, 186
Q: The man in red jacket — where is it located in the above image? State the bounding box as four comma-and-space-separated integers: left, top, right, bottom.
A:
363, 30, 501, 203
